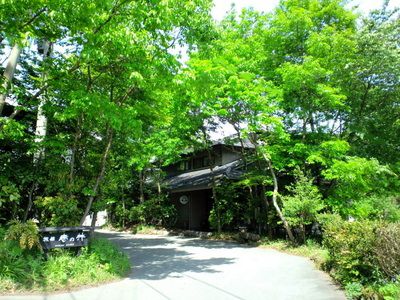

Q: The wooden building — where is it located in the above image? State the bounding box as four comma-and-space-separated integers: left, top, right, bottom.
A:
164, 140, 252, 231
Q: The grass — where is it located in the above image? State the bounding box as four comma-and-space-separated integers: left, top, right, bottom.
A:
0, 237, 130, 294
103, 223, 168, 235
258, 239, 330, 269
132, 224, 158, 234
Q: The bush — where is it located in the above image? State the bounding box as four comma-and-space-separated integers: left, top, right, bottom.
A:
35, 196, 80, 226
209, 182, 246, 232
378, 280, 400, 300
129, 197, 176, 227
322, 217, 400, 299
0, 176, 20, 223
322, 218, 380, 285
323, 157, 399, 220
0, 236, 130, 293
345, 282, 363, 300
374, 222, 400, 279
282, 169, 325, 243
89, 238, 130, 276
0, 240, 27, 282
43, 239, 130, 289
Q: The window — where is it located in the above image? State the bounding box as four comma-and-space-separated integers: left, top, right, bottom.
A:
193, 157, 205, 169
193, 156, 212, 169
178, 160, 190, 171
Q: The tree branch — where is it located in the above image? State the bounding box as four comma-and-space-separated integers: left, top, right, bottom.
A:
92, 0, 131, 34
22, 7, 47, 29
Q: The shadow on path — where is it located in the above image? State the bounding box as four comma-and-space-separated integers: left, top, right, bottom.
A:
179, 238, 250, 249
96, 232, 235, 281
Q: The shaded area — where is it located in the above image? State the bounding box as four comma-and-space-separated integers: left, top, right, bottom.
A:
96, 231, 236, 281
177, 238, 248, 250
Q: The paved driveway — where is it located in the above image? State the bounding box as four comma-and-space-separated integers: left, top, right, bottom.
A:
1, 230, 345, 300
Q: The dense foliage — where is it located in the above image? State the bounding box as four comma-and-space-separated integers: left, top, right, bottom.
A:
322, 217, 400, 299
0, 0, 214, 226
0, 0, 399, 297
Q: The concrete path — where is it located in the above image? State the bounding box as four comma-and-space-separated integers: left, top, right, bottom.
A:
1, 230, 345, 300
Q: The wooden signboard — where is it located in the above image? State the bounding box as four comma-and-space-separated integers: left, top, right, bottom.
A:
39, 227, 92, 251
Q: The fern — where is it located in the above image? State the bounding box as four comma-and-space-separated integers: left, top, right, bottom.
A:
5, 220, 41, 250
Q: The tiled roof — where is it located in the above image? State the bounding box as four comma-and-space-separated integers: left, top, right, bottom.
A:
164, 160, 244, 192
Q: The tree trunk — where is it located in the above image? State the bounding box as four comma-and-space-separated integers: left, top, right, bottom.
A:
90, 211, 97, 235
211, 176, 221, 233
0, 44, 21, 115
122, 198, 126, 228
247, 186, 253, 226
208, 149, 220, 232
260, 185, 272, 238
139, 170, 145, 203
80, 127, 113, 225
250, 138, 272, 236
24, 40, 52, 220
262, 153, 295, 244
33, 100, 48, 162
23, 182, 36, 222
309, 113, 315, 133
33, 39, 51, 163
232, 122, 247, 169
202, 128, 221, 232
68, 115, 82, 190
302, 118, 307, 140
157, 181, 161, 195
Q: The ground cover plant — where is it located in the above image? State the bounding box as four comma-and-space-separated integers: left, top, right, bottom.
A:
0, 225, 130, 294
258, 239, 329, 270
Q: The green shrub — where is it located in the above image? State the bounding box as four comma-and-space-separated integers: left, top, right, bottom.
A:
374, 223, 400, 280
378, 280, 400, 300
0, 237, 130, 293
209, 205, 234, 231
35, 196, 80, 226
89, 238, 130, 276
322, 217, 400, 299
0, 240, 26, 281
209, 182, 246, 231
0, 227, 6, 239
322, 218, 380, 284
42, 238, 129, 289
129, 205, 146, 224
0, 177, 20, 223
282, 169, 325, 243
322, 158, 399, 220
129, 198, 176, 227
345, 282, 363, 300
114, 202, 131, 227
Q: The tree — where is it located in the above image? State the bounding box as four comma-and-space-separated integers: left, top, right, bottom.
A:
0, 0, 214, 225
323, 157, 399, 220
282, 168, 325, 243
180, 9, 298, 241
341, 4, 400, 162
